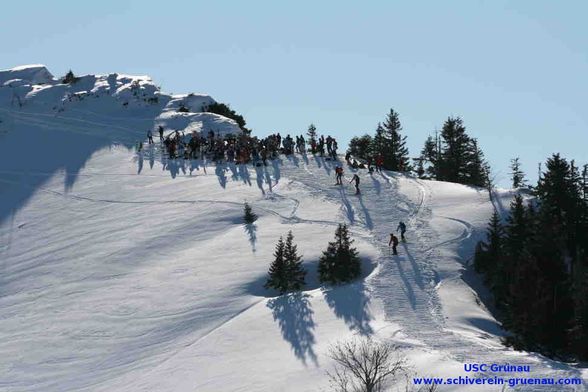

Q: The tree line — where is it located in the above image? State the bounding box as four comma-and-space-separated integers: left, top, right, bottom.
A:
347, 109, 490, 188
475, 155, 588, 360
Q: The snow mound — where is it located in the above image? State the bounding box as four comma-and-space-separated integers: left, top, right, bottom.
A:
163, 93, 216, 113
156, 111, 242, 137
0, 64, 55, 86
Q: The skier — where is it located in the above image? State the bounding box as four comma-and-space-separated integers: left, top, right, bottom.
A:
389, 233, 399, 255
147, 130, 154, 144
335, 166, 344, 185
397, 221, 407, 241
349, 173, 360, 194
158, 125, 164, 142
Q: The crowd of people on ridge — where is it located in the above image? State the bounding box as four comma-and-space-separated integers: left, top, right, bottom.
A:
140, 127, 340, 166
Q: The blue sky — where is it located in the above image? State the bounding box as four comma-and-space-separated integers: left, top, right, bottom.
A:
1, 0, 586, 186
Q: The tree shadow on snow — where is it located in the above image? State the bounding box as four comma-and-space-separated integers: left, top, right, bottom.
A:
266, 292, 318, 366
244, 223, 257, 252
322, 281, 373, 336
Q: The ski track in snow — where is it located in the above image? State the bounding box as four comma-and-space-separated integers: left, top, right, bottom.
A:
276, 156, 584, 391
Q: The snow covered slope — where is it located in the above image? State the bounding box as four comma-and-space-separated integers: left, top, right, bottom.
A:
0, 66, 585, 391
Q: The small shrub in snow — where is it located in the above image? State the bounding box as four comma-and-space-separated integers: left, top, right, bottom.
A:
327, 337, 408, 392
243, 202, 257, 224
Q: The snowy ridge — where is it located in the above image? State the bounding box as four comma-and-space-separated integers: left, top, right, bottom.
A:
0, 64, 242, 140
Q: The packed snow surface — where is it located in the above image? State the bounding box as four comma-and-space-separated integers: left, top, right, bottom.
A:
0, 65, 585, 391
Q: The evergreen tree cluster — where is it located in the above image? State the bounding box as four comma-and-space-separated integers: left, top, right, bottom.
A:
418, 117, 489, 187
345, 110, 490, 183
264, 231, 306, 294
347, 134, 373, 160
346, 108, 411, 172
203, 102, 250, 134
265, 225, 362, 294
474, 154, 588, 359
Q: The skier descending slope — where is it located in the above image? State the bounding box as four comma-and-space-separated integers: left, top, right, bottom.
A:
335, 166, 344, 185
389, 233, 399, 255
397, 221, 406, 241
349, 173, 360, 194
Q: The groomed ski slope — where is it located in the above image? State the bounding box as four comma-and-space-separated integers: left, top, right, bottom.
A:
1, 67, 586, 391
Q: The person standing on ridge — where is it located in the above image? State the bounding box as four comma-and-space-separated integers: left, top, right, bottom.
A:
349, 173, 360, 194
397, 221, 407, 241
389, 233, 399, 255
147, 130, 154, 145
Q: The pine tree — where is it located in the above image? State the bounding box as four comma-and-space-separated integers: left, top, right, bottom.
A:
318, 224, 361, 284
571, 264, 588, 358
415, 158, 425, 179
370, 123, 386, 161
284, 231, 306, 291
474, 209, 503, 276
381, 109, 410, 171
347, 134, 373, 160
510, 157, 526, 188
62, 70, 79, 84
264, 232, 306, 294
434, 117, 489, 187
419, 135, 438, 179
504, 195, 528, 263
465, 138, 489, 187
437, 117, 470, 183
243, 202, 257, 224
265, 236, 288, 293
